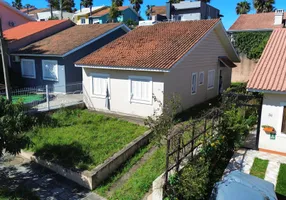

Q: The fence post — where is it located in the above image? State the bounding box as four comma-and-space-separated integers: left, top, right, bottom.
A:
46, 85, 50, 110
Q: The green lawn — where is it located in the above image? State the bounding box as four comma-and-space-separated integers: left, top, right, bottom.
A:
26, 109, 147, 170
250, 158, 269, 179
110, 147, 165, 200
1, 94, 44, 104
276, 164, 286, 196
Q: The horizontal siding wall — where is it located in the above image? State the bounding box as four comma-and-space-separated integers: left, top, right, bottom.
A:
83, 68, 164, 117
164, 29, 232, 110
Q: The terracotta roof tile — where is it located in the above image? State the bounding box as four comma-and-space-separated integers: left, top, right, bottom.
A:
14, 23, 122, 55
76, 19, 220, 70
151, 6, 166, 15
92, 6, 129, 17
247, 28, 286, 92
26, 8, 50, 14
3, 20, 69, 42
229, 12, 283, 31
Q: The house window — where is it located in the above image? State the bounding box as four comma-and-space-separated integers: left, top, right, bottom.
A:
91, 73, 110, 98
42, 60, 58, 81
208, 70, 215, 89
191, 73, 197, 95
199, 71, 204, 86
129, 76, 152, 104
81, 17, 86, 24
21, 59, 36, 79
282, 106, 286, 134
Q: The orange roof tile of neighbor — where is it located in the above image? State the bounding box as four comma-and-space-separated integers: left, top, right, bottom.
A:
229, 12, 284, 31
3, 20, 69, 42
91, 6, 129, 17
76, 19, 221, 70
151, 6, 166, 15
247, 28, 286, 92
14, 23, 123, 55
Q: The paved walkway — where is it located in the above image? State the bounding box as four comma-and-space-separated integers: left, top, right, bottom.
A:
0, 153, 105, 200
225, 149, 286, 187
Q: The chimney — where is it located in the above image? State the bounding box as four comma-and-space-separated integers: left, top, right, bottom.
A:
274, 9, 284, 25
166, 1, 172, 21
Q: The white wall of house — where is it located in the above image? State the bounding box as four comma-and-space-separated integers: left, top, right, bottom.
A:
164, 29, 232, 110
259, 93, 286, 153
82, 68, 165, 117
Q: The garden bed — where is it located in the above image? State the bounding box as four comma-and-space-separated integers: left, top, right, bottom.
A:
22, 109, 150, 189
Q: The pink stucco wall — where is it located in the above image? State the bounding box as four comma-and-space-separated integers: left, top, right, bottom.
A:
0, 3, 32, 31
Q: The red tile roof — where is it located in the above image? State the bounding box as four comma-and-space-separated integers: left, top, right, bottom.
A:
3, 20, 69, 42
92, 6, 129, 17
76, 19, 221, 70
14, 23, 123, 55
247, 28, 286, 92
229, 12, 284, 31
151, 6, 166, 15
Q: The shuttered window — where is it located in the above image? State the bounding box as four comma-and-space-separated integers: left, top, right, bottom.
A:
282, 106, 286, 133
191, 73, 197, 95
91, 74, 110, 98
208, 70, 215, 89
21, 59, 36, 79
42, 60, 58, 81
129, 76, 152, 104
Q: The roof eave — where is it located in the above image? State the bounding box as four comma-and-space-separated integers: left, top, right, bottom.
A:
228, 28, 273, 33
247, 88, 286, 95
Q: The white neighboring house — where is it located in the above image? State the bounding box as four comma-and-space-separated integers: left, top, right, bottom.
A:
75, 19, 239, 118
36, 10, 74, 21
247, 28, 286, 156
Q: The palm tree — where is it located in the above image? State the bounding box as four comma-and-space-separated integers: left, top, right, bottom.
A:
109, 2, 120, 22
12, 0, 23, 10
62, 0, 75, 13
47, 0, 58, 19
253, 0, 275, 13
81, 0, 93, 16
236, 1, 251, 15
113, 0, 124, 7
145, 5, 154, 20
24, 4, 32, 14
130, 0, 143, 13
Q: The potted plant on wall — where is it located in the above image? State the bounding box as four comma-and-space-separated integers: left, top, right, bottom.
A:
262, 125, 276, 134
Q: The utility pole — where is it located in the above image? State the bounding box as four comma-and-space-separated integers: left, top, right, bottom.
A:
0, 18, 12, 101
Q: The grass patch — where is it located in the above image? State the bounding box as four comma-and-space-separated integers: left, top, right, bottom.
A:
250, 158, 269, 179
27, 109, 147, 170
110, 147, 165, 200
1, 94, 44, 104
95, 144, 152, 197
276, 164, 286, 196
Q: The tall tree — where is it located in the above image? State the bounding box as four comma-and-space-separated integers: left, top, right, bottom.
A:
12, 0, 22, 10
24, 4, 32, 14
145, 5, 154, 20
170, 0, 181, 3
81, 0, 93, 16
253, 0, 275, 13
236, 1, 251, 15
113, 0, 124, 7
130, 0, 143, 13
47, 0, 59, 19
109, 2, 120, 22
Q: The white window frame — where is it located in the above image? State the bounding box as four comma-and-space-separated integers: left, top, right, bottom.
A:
129, 76, 153, 105
80, 17, 86, 24
21, 59, 36, 79
42, 60, 59, 81
207, 69, 215, 90
277, 102, 286, 137
90, 73, 111, 99
191, 72, 198, 95
199, 71, 204, 86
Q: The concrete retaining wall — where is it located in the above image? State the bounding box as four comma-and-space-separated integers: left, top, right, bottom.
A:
20, 130, 152, 190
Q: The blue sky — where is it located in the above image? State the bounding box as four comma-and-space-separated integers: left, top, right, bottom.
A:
7, 0, 286, 29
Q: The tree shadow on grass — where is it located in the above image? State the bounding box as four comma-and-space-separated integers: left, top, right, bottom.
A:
34, 142, 93, 171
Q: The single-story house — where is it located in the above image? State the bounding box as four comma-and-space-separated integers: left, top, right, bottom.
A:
75, 19, 240, 117
247, 28, 286, 156
0, 0, 35, 31
73, 6, 107, 25
89, 6, 139, 24
228, 10, 286, 82
10, 23, 130, 93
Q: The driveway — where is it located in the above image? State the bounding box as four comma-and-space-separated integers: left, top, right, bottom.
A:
0, 153, 105, 200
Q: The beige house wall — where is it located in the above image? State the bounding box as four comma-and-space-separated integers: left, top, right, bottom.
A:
232, 54, 257, 83
164, 29, 232, 110
259, 93, 286, 154
82, 68, 165, 118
